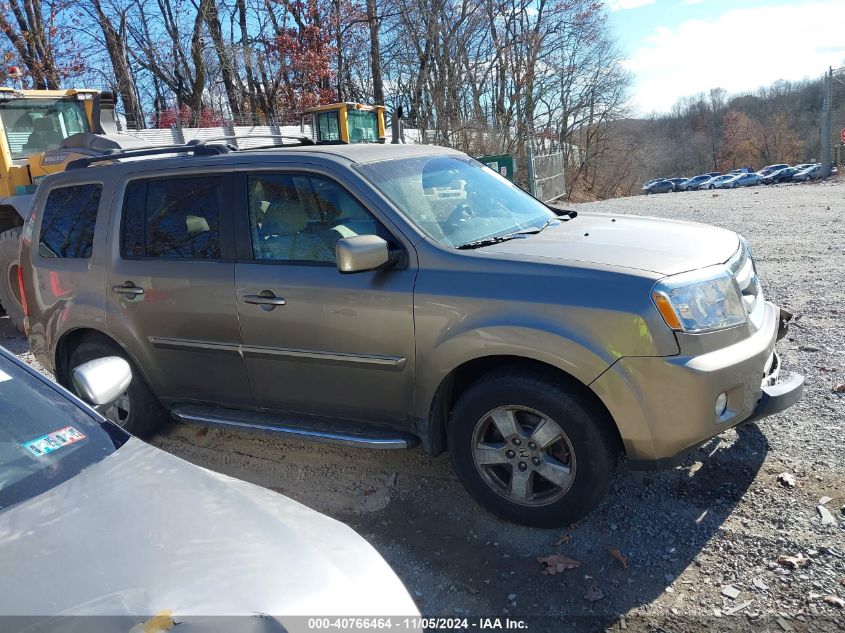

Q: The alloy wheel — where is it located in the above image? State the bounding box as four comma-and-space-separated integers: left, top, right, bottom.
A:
471, 405, 577, 507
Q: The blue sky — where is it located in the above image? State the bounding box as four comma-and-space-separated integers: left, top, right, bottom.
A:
607, 0, 845, 115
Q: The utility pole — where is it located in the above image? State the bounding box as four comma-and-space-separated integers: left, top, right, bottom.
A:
821, 66, 832, 178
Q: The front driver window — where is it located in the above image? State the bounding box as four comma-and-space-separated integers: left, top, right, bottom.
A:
247, 173, 384, 264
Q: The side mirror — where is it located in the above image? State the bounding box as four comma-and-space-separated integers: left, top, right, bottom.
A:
72, 356, 132, 407
336, 235, 391, 273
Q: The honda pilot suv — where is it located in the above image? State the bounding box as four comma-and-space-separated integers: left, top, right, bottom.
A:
19, 142, 804, 527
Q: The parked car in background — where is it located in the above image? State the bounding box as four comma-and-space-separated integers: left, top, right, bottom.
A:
643, 177, 669, 187
718, 174, 742, 188
700, 174, 736, 189
761, 167, 798, 184
707, 172, 721, 177
792, 163, 815, 172
643, 178, 675, 194
676, 174, 711, 191
667, 178, 688, 191
729, 168, 753, 175
792, 164, 821, 181
757, 163, 790, 177
730, 173, 762, 187
0, 347, 419, 628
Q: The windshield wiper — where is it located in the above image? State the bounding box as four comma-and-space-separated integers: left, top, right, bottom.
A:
456, 217, 559, 250
456, 232, 529, 249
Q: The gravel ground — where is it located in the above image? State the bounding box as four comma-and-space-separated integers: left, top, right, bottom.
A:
3, 178, 843, 632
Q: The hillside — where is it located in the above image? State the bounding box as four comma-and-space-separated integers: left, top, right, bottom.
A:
570, 77, 829, 199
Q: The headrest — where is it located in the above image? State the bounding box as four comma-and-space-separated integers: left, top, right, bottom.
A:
185, 215, 210, 236
262, 200, 309, 235
33, 118, 56, 132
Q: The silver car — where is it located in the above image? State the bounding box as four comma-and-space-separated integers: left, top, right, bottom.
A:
792, 164, 821, 181
20, 142, 803, 527
0, 347, 418, 628
726, 173, 762, 188
699, 174, 736, 189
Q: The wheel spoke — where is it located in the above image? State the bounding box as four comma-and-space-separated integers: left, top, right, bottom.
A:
474, 443, 508, 465
535, 458, 573, 489
509, 468, 532, 500
530, 418, 563, 450
489, 408, 521, 438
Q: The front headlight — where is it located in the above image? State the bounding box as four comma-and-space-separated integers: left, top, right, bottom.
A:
652, 266, 746, 333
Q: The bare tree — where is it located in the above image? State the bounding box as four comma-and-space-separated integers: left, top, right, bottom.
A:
83, 0, 145, 127
0, 0, 65, 88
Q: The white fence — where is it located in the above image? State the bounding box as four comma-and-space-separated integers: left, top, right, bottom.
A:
121, 124, 310, 148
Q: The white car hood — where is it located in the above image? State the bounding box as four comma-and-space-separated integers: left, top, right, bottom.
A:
0, 438, 418, 620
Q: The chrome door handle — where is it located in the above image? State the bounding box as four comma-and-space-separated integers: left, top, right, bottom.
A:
242, 292, 286, 307
112, 283, 144, 296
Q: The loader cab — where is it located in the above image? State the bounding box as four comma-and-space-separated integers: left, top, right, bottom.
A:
301, 103, 387, 144
0, 88, 101, 198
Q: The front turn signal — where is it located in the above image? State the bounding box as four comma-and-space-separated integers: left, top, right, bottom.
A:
652, 291, 682, 330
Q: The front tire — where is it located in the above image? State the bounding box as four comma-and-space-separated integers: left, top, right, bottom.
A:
68, 337, 169, 437
448, 369, 619, 527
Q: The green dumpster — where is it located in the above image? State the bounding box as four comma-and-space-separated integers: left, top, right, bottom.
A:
477, 154, 515, 181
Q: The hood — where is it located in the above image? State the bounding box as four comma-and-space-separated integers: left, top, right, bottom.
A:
481, 213, 739, 276
0, 438, 418, 620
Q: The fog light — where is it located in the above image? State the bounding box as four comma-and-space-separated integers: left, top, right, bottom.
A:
715, 392, 728, 417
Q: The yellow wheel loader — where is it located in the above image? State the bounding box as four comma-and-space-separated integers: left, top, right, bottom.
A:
0, 87, 147, 330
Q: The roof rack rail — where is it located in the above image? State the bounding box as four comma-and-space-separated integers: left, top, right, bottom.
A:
197, 133, 315, 147
66, 141, 234, 170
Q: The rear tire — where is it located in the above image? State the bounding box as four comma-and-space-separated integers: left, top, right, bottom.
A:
448, 369, 619, 527
68, 337, 169, 437
0, 227, 24, 333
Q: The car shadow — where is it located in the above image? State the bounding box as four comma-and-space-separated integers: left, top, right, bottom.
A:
347, 422, 770, 628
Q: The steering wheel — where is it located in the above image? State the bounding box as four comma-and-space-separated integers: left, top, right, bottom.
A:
444, 203, 474, 234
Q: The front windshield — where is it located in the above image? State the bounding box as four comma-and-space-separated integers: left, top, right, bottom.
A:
358, 155, 555, 248
0, 355, 125, 513
0, 97, 90, 159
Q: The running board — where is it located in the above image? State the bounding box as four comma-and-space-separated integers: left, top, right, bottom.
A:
170, 404, 419, 450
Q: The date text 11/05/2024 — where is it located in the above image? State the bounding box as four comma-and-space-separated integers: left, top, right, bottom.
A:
306, 618, 529, 630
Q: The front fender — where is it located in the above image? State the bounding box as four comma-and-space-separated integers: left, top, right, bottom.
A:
415, 321, 631, 422
412, 263, 679, 422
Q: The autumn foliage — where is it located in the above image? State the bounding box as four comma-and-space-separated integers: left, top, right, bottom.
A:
156, 105, 225, 129
718, 110, 802, 171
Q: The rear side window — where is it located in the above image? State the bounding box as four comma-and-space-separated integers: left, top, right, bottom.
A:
38, 184, 101, 258
122, 176, 223, 259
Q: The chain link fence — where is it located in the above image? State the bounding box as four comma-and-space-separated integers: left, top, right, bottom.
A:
527, 149, 566, 202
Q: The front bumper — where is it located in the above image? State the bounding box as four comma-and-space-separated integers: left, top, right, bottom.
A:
590, 301, 803, 470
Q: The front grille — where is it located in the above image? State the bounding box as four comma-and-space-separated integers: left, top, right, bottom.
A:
727, 243, 762, 314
